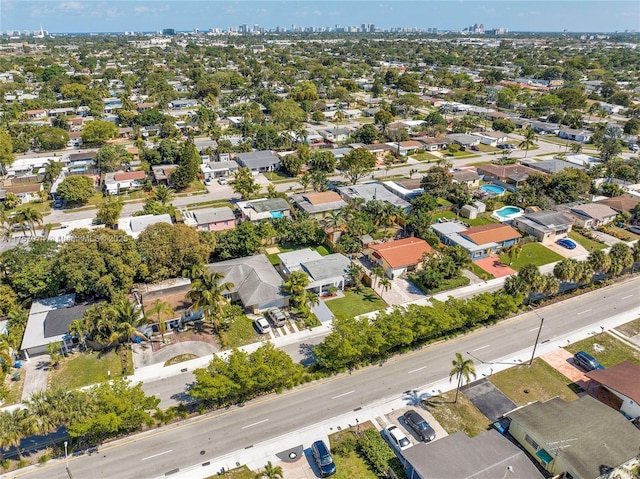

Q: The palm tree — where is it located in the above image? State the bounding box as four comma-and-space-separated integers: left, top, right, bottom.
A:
348, 262, 364, 289
0, 409, 30, 459
0, 337, 12, 374
631, 242, 640, 273
146, 299, 173, 344
518, 127, 536, 158
553, 259, 576, 290
449, 353, 476, 403
299, 172, 312, 193
588, 249, 611, 276
283, 270, 310, 309
371, 266, 385, 291
67, 318, 88, 350
323, 210, 346, 231
379, 277, 392, 297
507, 244, 522, 266
153, 185, 175, 206
110, 298, 151, 344
255, 461, 283, 479
608, 242, 633, 276
20, 206, 43, 237
186, 270, 234, 333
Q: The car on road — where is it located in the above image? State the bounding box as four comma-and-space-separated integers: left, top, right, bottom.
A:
403, 410, 436, 442
311, 440, 336, 477
253, 316, 271, 334
573, 351, 604, 371
383, 425, 412, 452
556, 238, 577, 250
266, 307, 286, 327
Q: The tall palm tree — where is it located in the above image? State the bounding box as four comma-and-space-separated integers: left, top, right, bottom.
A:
255, 461, 283, 479
449, 353, 476, 403
146, 299, 173, 343
588, 249, 611, 276
67, 319, 88, 350
518, 127, 536, 158
0, 337, 12, 374
0, 409, 30, 459
17, 207, 43, 237
110, 298, 150, 344
379, 277, 392, 297
153, 185, 175, 206
507, 244, 522, 266
631, 242, 640, 273
186, 270, 234, 333
371, 266, 385, 291
608, 242, 633, 276
553, 259, 576, 289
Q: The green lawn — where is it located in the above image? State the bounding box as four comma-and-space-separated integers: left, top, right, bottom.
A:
330, 426, 379, 479
568, 230, 606, 252
498, 242, 563, 271
263, 170, 291, 181
616, 318, 640, 338
205, 465, 254, 479
326, 288, 387, 320
411, 152, 440, 162
424, 391, 490, 438
489, 359, 581, 407
10, 201, 51, 215
565, 333, 640, 366
436, 198, 452, 207
47, 349, 133, 390
433, 211, 456, 221
465, 214, 499, 227
221, 315, 260, 349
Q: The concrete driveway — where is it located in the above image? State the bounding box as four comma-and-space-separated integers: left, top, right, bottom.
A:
379, 277, 427, 305
543, 239, 589, 259
132, 341, 217, 368
590, 230, 624, 246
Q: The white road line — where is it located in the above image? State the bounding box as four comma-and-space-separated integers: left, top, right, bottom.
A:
530, 327, 540, 332
241, 419, 269, 429
331, 390, 355, 400
408, 366, 427, 374
577, 309, 592, 315
142, 450, 172, 461
472, 345, 489, 351
622, 295, 633, 299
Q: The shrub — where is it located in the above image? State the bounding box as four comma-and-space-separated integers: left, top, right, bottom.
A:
356, 428, 396, 477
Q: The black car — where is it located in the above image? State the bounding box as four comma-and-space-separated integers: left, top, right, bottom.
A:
403, 410, 436, 442
573, 351, 604, 372
311, 440, 336, 477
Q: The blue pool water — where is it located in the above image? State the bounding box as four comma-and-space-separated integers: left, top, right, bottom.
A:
481, 184, 506, 195
495, 206, 522, 218
270, 211, 284, 219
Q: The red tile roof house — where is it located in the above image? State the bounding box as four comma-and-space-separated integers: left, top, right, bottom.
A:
585, 361, 640, 420
26, 109, 47, 120
365, 237, 434, 279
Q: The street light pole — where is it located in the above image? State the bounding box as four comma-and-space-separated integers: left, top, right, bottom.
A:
529, 312, 544, 366
64, 441, 68, 468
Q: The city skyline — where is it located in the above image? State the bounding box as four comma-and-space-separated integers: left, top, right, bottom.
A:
1, 0, 638, 35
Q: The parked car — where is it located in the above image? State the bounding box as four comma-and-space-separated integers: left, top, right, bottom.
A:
383, 425, 412, 452
204, 177, 213, 186
218, 177, 228, 185
403, 410, 436, 442
311, 440, 336, 477
470, 145, 480, 151
253, 316, 270, 334
573, 351, 604, 371
627, 225, 640, 235
556, 238, 577, 250
266, 307, 286, 327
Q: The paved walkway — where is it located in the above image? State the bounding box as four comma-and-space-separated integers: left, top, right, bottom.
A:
20, 354, 51, 401
474, 254, 517, 278
311, 298, 334, 323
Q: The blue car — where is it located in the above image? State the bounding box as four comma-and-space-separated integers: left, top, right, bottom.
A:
573, 351, 604, 371
311, 440, 336, 477
556, 238, 576, 250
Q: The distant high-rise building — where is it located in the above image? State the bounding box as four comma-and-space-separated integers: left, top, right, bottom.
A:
162, 28, 175, 35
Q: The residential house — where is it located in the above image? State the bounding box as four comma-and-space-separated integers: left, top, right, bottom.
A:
596, 195, 640, 215
20, 294, 93, 358
444, 133, 481, 148
366, 237, 433, 279
135, 277, 198, 333
530, 121, 561, 135
585, 361, 640, 420
471, 131, 507, 146
431, 222, 521, 260
136, 102, 158, 112
564, 203, 617, 229
236, 198, 291, 222
48, 107, 75, 117
476, 164, 540, 187
507, 396, 640, 479
318, 127, 352, 142
290, 191, 348, 219
452, 170, 481, 189
361, 143, 395, 160
276, 248, 349, 294
326, 147, 353, 160
0, 183, 43, 204
118, 214, 173, 239
382, 179, 424, 201
206, 254, 287, 313
184, 207, 236, 232
337, 183, 411, 212
403, 429, 545, 479
385, 140, 427, 156
103, 170, 147, 195
151, 164, 178, 185
416, 137, 449, 151
102, 98, 122, 114
236, 150, 280, 173
521, 159, 585, 175
25, 109, 47, 120
559, 128, 593, 143
512, 210, 574, 243
67, 151, 97, 173
168, 99, 198, 110
201, 160, 240, 179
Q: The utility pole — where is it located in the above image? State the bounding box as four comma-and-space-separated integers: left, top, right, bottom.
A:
529, 310, 544, 366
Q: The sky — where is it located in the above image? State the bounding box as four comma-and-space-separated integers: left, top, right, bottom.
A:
1, 0, 639, 34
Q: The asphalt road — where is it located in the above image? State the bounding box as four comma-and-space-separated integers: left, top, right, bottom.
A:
10, 278, 640, 479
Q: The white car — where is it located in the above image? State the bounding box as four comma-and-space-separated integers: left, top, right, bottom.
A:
384, 425, 412, 452
218, 177, 228, 185
253, 316, 271, 334
204, 177, 213, 186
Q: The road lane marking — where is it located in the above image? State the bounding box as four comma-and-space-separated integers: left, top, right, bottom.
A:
142, 450, 172, 461
622, 295, 633, 299
529, 327, 540, 332
331, 390, 355, 400
472, 345, 489, 351
407, 366, 427, 374
241, 419, 269, 429
577, 309, 592, 315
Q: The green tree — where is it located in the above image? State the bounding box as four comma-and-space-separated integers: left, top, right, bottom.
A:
608, 242, 633, 276
35, 127, 69, 151
449, 353, 476, 403
420, 165, 453, 198
153, 185, 175, 205
337, 148, 376, 184
95, 145, 132, 173
187, 270, 234, 332
146, 299, 173, 344
81, 120, 118, 146
280, 154, 304, 177
0, 129, 15, 175
518, 127, 536, 158
231, 167, 262, 200
588, 249, 611, 276
57, 175, 95, 206
95, 196, 123, 227
110, 298, 150, 343
283, 270, 310, 311
14, 206, 43, 237
255, 461, 283, 479
43, 160, 64, 187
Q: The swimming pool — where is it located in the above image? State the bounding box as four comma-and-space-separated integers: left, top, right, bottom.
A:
491, 206, 524, 222
481, 184, 506, 195
270, 211, 284, 219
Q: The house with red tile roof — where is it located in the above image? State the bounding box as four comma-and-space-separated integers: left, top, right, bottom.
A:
366, 237, 433, 279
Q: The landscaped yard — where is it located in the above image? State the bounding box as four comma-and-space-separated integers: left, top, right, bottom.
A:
263, 170, 291, 181
567, 230, 606, 252
47, 348, 133, 390
616, 317, 640, 338
326, 288, 387, 320
329, 425, 379, 479
411, 151, 440, 162
498, 242, 564, 271
489, 359, 580, 407
565, 333, 640, 366
220, 315, 260, 349
205, 465, 254, 479
424, 391, 490, 438
432, 211, 497, 227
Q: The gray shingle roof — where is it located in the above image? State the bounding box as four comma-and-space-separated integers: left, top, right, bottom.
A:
236, 150, 280, 169
192, 207, 235, 225
44, 304, 93, 338
250, 198, 290, 213
302, 254, 351, 282
524, 211, 573, 228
